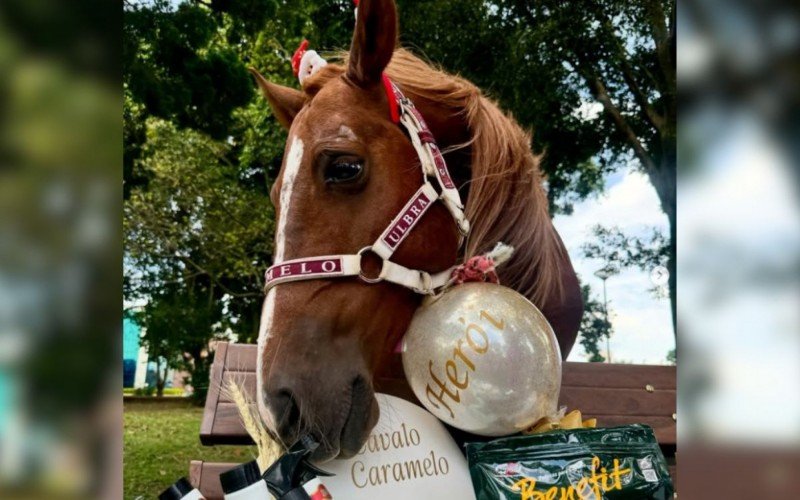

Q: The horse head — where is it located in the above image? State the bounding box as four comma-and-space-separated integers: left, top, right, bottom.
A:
251, 0, 582, 461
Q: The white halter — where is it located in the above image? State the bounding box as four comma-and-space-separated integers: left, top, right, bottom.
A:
264, 75, 469, 295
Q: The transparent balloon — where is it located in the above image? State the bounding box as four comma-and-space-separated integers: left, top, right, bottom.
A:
402, 284, 562, 436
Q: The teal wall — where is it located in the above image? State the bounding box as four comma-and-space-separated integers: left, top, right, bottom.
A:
123, 316, 140, 387
123, 317, 140, 360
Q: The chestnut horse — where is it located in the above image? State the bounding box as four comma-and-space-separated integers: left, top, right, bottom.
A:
251, 0, 582, 461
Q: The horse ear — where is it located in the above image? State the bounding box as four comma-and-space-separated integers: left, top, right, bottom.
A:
347, 0, 397, 87
249, 68, 305, 129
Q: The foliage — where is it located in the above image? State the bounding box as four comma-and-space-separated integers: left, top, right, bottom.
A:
124, 0, 255, 139
578, 283, 613, 362
666, 348, 676, 365
581, 224, 670, 300
394, 0, 675, 214
130, 284, 223, 397
124, 0, 289, 397
582, 225, 669, 272
133, 386, 156, 397
581, 225, 669, 300
186, 351, 214, 405
124, 116, 276, 373
124, 1, 296, 360
395, 0, 676, 332
123, 0, 676, 375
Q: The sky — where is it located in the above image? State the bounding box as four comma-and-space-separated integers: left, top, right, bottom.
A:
553, 167, 675, 365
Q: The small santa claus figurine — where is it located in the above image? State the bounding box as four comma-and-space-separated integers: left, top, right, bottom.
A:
291, 1, 364, 84
291, 39, 328, 85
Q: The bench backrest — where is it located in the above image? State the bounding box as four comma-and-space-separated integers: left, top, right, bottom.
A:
201, 342, 676, 446
192, 342, 676, 499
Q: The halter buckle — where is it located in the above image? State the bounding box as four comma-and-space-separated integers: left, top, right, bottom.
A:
357, 246, 384, 284
398, 96, 413, 112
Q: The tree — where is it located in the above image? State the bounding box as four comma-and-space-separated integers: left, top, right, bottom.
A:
124, 116, 274, 398
123, 0, 255, 140
124, 118, 274, 304
513, 0, 676, 334
396, 0, 676, 333
131, 304, 181, 398
578, 283, 613, 362
132, 284, 223, 397
583, 225, 669, 270
582, 225, 670, 299
124, 0, 676, 371
124, 0, 309, 351
123, 1, 288, 400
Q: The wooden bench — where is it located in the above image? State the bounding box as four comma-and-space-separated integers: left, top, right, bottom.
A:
190, 342, 676, 499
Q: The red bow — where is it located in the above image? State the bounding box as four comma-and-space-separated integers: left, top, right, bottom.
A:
451, 255, 500, 285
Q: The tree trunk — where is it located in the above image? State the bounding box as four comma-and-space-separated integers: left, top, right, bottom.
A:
645, 144, 677, 338
155, 357, 166, 397
667, 211, 676, 339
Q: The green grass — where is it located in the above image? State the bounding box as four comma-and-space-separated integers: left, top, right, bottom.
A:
124, 400, 257, 499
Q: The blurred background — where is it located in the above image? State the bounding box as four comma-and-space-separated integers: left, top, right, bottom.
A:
678, 0, 800, 496
0, 0, 121, 498
0, 0, 796, 498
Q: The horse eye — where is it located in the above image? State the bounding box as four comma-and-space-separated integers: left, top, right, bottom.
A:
325, 159, 364, 184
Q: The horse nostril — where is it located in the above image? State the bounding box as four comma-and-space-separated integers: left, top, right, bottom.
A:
267, 388, 301, 440
336, 373, 377, 457
351, 375, 369, 399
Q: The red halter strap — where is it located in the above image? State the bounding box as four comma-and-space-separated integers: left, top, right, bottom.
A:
264, 75, 469, 295
382, 73, 401, 124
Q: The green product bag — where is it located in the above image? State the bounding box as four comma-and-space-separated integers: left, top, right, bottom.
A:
466, 424, 674, 499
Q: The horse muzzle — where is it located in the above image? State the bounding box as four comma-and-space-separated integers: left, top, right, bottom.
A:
260, 360, 379, 462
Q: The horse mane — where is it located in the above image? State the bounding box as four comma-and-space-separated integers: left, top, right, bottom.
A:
306, 49, 565, 307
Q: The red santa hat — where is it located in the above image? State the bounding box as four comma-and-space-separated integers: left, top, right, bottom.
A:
291, 39, 310, 77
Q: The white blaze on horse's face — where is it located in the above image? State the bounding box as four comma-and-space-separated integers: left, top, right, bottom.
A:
275, 135, 305, 263
257, 135, 304, 432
